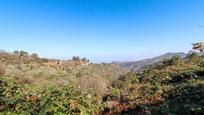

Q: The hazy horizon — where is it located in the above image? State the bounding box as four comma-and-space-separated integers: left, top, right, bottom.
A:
0, 0, 204, 62
0, 49, 187, 63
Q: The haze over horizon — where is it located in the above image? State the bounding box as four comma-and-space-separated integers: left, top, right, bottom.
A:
0, 0, 204, 62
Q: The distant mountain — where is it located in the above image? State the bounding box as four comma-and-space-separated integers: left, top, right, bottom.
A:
114, 52, 187, 71
0, 50, 6, 54
0, 50, 9, 56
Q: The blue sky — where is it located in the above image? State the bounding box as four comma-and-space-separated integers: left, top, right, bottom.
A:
0, 0, 204, 62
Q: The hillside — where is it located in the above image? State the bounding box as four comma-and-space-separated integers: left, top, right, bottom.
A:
0, 50, 204, 115
114, 52, 186, 71
104, 53, 204, 114
0, 51, 126, 96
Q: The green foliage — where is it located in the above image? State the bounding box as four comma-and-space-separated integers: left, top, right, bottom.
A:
81, 57, 89, 62
37, 85, 100, 115
31, 53, 38, 59
0, 76, 39, 114
168, 55, 182, 65
104, 54, 204, 114
13, 50, 19, 55
19, 50, 29, 56
161, 84, 204, 114
110, 88, 120, 98
2, 49, 204, 114
112, 70, 139, 89
0, 76, 100, 114
72, 56, 80, 61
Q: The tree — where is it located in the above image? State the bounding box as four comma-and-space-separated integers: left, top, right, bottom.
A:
192, 42, 204, 52
13, 50, 19, 54
72, 56, 80, 61
31, 53, 38, 59
19, 50, 29, 56
81, 57, 86, 62
169, 55, 182, 65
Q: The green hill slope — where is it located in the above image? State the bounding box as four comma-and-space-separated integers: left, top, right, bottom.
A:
104, 54, 204, 114
0, 50, 204, 115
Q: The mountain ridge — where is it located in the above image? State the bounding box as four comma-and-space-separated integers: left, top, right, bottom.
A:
113, 52, 187, 70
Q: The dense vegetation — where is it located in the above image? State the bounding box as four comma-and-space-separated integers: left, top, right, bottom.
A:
1, 46, 204, 114
0, 76, 100, 114
0, 51, 125, 114
104, 53, 204, 114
